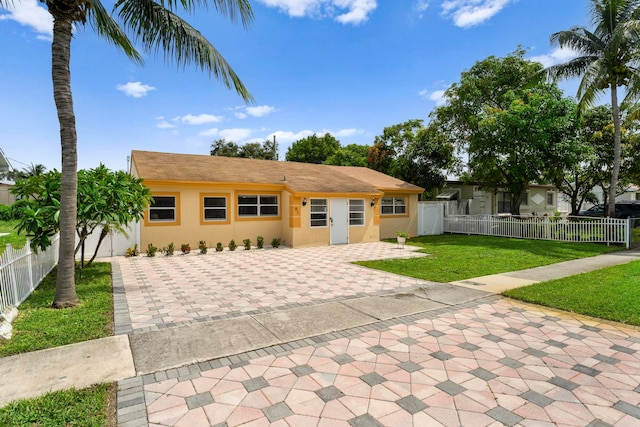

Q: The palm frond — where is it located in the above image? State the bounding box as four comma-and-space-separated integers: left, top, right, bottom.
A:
546, 55, 597, 81
87, 0, 143, 65
551, 28, 605, 56
116, 0, 253, 102
160, 0, 253, 29
576, 61, 608, 109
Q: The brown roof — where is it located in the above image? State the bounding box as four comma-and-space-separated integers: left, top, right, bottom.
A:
131, 150, 424, 195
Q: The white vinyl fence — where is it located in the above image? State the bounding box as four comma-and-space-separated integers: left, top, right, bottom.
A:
0, 235, 59, 315
444, 215, 631, 248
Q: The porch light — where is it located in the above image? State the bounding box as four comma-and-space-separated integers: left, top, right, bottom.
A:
302, 198, 307, 206
371, 198, 376, 207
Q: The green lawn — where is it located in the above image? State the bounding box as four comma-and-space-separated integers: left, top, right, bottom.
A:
357, 234, 620, 283
0, 263, 114, 357
0, 384, 115, 427
504, 260, 640, 326
0, 220, 25, 254
0, 263, 116, 425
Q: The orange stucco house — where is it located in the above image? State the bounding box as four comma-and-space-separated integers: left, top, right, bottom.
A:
130, 150, 424, 249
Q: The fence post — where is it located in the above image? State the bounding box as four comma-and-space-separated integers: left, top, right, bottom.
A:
7, 244, 19, 306
627, 218, 631, 250
26, 239, 35, 292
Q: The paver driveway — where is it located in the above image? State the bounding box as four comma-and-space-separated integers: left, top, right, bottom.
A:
114, 242, 429, 333
113, 242, 640, 427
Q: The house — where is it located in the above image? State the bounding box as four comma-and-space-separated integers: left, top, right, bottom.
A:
130, 150, 424, 249
436, 181, 559, 216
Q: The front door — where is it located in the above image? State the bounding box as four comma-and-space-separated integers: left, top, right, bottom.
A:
330, 198, 349, 245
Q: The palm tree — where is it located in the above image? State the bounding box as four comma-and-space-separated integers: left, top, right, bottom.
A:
0, 0, 254, 308
545, 0, 640, 218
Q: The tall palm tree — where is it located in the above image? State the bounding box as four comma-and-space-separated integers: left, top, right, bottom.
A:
546, 0, 640, 218
0, 0, 253, 308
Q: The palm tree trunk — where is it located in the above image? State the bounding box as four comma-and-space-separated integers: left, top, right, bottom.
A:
609, 85, 622, 218
51, 15, 79, 308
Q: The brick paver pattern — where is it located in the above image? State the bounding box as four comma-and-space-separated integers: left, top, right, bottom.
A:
115, 242, 428, 332
142, 298, 640, 427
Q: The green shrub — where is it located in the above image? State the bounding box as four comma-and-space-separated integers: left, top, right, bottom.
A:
198, 240, 207, 254
125, 244, 139, 257
243, 238, 251, 250
229, 239, 237, 251
166, 242, 175, 256
271, 238, 281, 248
256, 236, 264, 249
146, 243, 157, 257
215, 242, 224, 252
181, 243, 191, 254
0, 205, 12, 221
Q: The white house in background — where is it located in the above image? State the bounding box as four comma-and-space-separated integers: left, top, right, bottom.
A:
436, 181, 559, 216
0, 148, 15, 206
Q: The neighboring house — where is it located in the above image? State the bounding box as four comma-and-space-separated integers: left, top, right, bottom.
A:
130, 150, 424, 249
436, 181, 559, 216
589, 184, 640, 205
0, 183, 15, 206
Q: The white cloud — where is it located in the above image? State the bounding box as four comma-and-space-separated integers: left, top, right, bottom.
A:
422, 89, 447, 105
322, 128, 365, 137
175, 113, 224, 125
235, 112, 248, 119
267, 130, 314, 144
441, 0, 513, 28
0, 0, 52, 38
246, 105, 276, 118
156, 121, 176, 129
219, 128, 253, 140
414, 0, 429, 18
529, 47, 579, 68
257, 0, 376, 25
116, 81, 156, 98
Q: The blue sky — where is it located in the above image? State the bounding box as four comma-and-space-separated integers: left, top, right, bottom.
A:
1, 0, 589, 173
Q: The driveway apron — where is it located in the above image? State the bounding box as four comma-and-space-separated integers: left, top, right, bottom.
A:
113, 243, 640, 427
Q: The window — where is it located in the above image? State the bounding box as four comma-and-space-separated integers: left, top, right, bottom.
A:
203, 196, 227, 221
149, 195, 176, 222
497, 192, 512, 214
310, 199, 328, 227
381, 197, 407, 215
238, 194, 279, 217
546, 191, 555, 207
349, 199, 365, 226
520, 191, 529, 206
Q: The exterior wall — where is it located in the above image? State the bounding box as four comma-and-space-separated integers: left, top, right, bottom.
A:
518, 187, 558, 215
0, 184, 15, 206
288, 195, 379, 248
140, 183, 284, 250
379, 193, 419, 239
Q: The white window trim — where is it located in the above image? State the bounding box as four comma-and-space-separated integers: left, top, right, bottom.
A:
310, 198, 328, 228
546, 191, 555, 208
349, 199, 365, 226
520, 191, 529, 206
238, 194, 279, 217
381, 197, 407, 215
203, 196, 227, 222
149, 196, 177, 222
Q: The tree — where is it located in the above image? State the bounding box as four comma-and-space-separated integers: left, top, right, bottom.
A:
11, 166, 152, 268
324, 144, 369, 167
368, 120, 456, 192
0, 0, 254, 308
0, 164, 47, 182
545, 0, 640, 217
286, 134, 340, 164
210, 138, 278, 160
434, 49, 580, 215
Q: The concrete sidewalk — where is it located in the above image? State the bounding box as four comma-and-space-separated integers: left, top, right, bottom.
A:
0, 248, 639, 409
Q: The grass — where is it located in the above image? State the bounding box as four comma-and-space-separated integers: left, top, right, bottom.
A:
0, 262, 116, 425
504, 260, 640, 327
0, 384, 115, 427
357, 234, 620, 283
0, 263, 114, 357
0, 220, 25, 254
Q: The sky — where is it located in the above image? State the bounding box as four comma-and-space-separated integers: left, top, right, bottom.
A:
0, 0, 590, 173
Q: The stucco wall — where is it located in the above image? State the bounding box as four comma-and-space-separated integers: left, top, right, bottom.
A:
379, 194, 419, 239
140, 183, 284, 250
